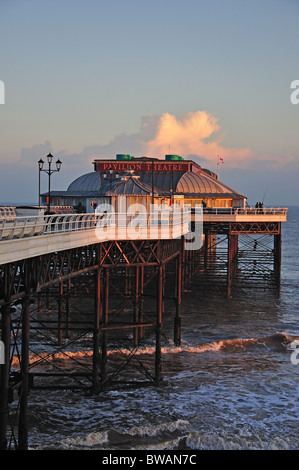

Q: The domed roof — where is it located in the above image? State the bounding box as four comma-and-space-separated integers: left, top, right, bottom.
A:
67, 172, 102, 193
176, 171, 243, 198
106, 176, 159, 196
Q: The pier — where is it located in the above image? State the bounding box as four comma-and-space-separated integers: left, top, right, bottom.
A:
0, 204, 287, 449
0, 149, 288, 449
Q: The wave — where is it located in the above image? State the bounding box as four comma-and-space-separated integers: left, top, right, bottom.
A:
57, 419, 190, 450
185, 431, 296, 451
11, 332, 299, 369
127, 419, 190, 437
49, 416, 299, 450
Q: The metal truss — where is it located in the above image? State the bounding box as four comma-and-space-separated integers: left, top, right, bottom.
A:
0, 238, 183, 449
230, 221, 280, 234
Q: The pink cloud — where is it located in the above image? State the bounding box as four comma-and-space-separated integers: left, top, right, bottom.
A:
144, 111, 252, 166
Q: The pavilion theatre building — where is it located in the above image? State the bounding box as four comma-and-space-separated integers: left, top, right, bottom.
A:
42, 154, 246, 213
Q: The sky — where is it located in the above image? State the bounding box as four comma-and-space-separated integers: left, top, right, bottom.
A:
0, 0, 299, 206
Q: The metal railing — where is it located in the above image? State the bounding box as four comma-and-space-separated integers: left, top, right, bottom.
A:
0, 206, 287, 242
191, 207, 288, 215
0, 209, 191, 241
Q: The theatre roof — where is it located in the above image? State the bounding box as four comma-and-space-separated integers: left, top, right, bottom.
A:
175, 171, 245, 198
42, 157, 246, 201
106, 176, 159, 196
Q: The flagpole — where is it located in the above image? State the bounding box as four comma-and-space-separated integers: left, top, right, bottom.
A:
217, 155, 223, 180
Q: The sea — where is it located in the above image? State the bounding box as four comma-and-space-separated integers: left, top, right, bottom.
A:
3, 204, 299, 451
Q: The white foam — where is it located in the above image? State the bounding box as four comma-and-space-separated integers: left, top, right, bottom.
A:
134, 436, 185, 451
127, 419, 190, 437
185, 431, 294, 450
62, 430, 109, 449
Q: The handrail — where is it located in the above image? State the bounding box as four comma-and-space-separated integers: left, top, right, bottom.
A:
0, 209, 192, 241
0, 206, 288, 242
192, 207, 288, 215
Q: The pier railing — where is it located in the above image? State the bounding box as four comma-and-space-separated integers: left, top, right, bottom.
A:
194, 207, 288, 215
0, 206, 288, 242
0, 209, 192, 241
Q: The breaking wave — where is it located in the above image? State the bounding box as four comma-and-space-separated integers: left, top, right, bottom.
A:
13, 332, 298, 368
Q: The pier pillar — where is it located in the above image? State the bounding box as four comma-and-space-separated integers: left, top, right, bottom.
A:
139, 265, 144, 341
162, 265, 166, 314
134, 266, 140, 346
0, 303, 11, 450
37, 292, 42, 312
57, 281, 63, 345
65, 279, 71, 338
274, 227, 282, 294
100, 268, 109, 389
204, 230, 209, 269
155, 265, 163, 385
45, 287, 50, 310
92, 268, 101, 394
227, 233, 238, 298
174, 253, 182, 346
18, 296, 31, 450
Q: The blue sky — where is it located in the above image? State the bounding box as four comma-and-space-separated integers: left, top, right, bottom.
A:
0, 0, 299, 205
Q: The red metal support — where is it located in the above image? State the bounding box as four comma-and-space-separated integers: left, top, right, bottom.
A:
18, 296, 31, 450
65, 279, 71, 338
58, 281, 63, 345
274, 225, 282, 294
227, 232, 238, 297
92, 268, 101, 394
100, 268, 109, 389
134, 266, 139, 347
139, 265, 144, 340
0, 302, 11, 450
174, 252, 182, 346
155, 265, 163, 385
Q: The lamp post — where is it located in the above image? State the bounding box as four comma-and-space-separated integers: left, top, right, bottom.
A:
39, 153, 62, 213
38, 158, 44, 208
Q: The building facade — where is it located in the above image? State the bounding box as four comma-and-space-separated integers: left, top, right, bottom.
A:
41, 154, 246, 212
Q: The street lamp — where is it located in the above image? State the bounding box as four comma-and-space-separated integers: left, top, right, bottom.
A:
39, 153, 62, 213
38, 158, 44, 208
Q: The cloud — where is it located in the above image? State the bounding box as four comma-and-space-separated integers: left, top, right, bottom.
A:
16, 111, 298, 178
68, 111, 252, 168
3, 110, 298, 204
144, 111, 252, 166
19, 141, 53, 167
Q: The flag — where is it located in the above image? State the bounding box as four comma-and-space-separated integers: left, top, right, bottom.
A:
219, 157, 224, 163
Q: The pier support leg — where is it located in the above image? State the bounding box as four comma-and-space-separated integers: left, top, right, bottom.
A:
0, 303, 11, 450
227, 233, 238, 298
174, 253, 182, 346
65, 279, 71, 338
274, 228, 281, 294
155, 265, 163, 385
58, 281, 63, 345
100, 268, 109, 389
92, 269, 101, 394
134, 266, 139, 347
204, 231, 210, 270
18, 296, 31, 450
139, 265, 144, 341
162, 265, 166, 314
37, 292, 42, 312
